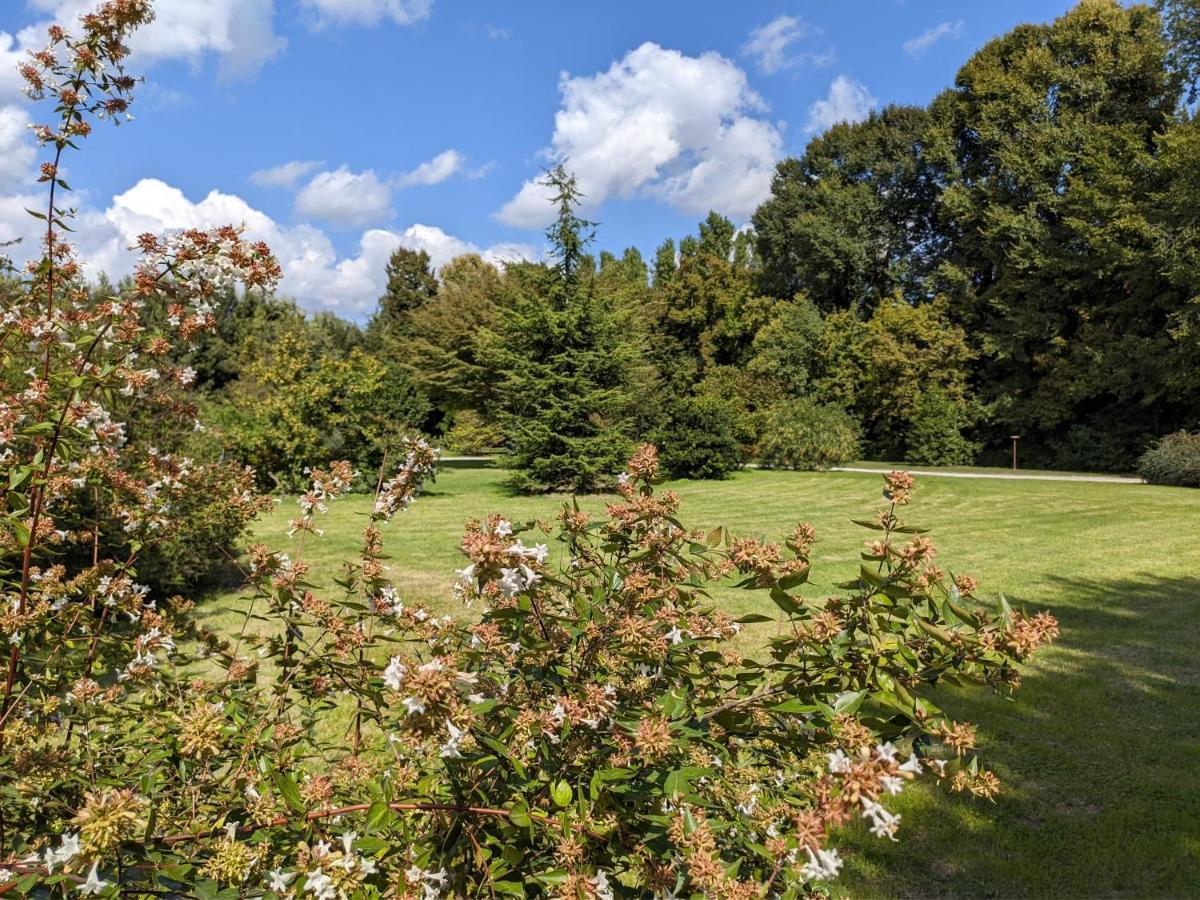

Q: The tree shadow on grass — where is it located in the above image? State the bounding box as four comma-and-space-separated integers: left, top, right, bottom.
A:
842, 573, 1200, 898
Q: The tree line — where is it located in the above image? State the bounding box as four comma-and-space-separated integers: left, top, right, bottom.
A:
69, 0, 1200, 491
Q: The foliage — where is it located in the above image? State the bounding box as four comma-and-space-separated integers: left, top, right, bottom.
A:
1159, 0, 1200, 101
926, 0, 1192, 469
753, 105, 943, 311
0, 12, 1059, 895
491, 167, 641, 494
744, 295, 825, 401
646, 212, 770, 393
397, 253, 509, 425
441, 409, 505, 455
217, 333, 429, 491
904, 388, 981, 467
366, 247, 439, 347
652, 394, 743, 480
818, 297, 976, 463
755, 399, 861, 471
1137, 430, 1200, 485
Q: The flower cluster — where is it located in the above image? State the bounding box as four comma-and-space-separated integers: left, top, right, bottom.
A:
0, 4, 1058, 895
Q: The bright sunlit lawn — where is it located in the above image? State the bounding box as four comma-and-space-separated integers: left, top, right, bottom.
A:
200, 461, 1199, 898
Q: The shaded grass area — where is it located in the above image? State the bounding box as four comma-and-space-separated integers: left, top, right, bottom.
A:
202, 464, 1200, 897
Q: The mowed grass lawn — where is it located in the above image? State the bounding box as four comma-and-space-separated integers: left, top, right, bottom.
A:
202, 462, 1200, 898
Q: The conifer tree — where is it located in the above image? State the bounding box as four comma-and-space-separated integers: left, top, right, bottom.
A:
491, 165, 639, 492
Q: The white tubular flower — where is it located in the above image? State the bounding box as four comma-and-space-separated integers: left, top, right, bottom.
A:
77, 862, 110, 895
827, 748, 851, 773
267, 869, 296, 892
801, 846, 843, 881
899, 754, 923, 775
383, 657, 407, 691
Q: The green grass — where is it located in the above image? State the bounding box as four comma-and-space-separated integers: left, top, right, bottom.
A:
203, 463, 1200, 897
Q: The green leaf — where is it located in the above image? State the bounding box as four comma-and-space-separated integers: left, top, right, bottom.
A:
364, 800, 392, 832
551, 779, 572, 807
769, 587, 800, 614
508, 799, 532, 828
272, 771, 304, 812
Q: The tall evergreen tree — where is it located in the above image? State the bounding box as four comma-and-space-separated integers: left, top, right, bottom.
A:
367, 247, 439, 345
491, 166, 640, 493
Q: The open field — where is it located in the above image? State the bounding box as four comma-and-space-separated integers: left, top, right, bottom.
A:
203, 463, 1200, 897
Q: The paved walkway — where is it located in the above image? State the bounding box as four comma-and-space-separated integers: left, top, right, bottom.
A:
830, 466, 1143, 484
438, 456, 1144, 484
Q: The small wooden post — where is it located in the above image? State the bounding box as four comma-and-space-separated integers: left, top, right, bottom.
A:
1010, 435, 1021, 471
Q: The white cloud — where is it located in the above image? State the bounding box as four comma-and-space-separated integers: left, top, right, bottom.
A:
903, 20, 964, 58
249, 160, 325, 189
0, 106, 35, 192
0, 177, 534, 316
497, 42, 783, 228
301, 0, 432, 28
806, 75, 876, 133
29, 0, 285, 79
394, 149, 465, 187
294, 167, 393, 227
742, 15, 823, 75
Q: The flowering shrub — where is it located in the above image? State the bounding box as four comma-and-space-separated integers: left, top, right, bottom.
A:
0, 4, 1058, 897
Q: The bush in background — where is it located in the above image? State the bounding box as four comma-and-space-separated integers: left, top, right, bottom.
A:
1138, 431, 1200, 486
441, 409, 506, 455
906, 387, 981, 466
756, 398, 861, 470
654, 394, 743, 479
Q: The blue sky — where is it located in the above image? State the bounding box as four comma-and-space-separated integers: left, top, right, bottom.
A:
0, 0, 1077, 318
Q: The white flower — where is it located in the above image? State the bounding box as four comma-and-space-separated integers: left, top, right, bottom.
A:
899, 754, 923, 775
875, 741, 899, 763
403, 696, 426, 715
861, 799, 901, 840
593, 870, 615, 900
383, 657, 407, 691
827, 749, 851, 774
880, 774, 905, 796
340, 831, 358, 855
267, 869, 296, 892
44, 831, 81, 872
800, 846, 843, 881
498, 567, 525, 598
494, 519, 512, 537
440, 720, 464, 759
304, 869, 335, 900
665, 626, 683, 645
77, 862, 109, 895
455, 564, 475, 584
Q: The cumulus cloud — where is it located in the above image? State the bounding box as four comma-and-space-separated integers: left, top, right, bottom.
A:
249, 160, 325, 189
742, 15, 830, 75
394, 149, 466, 187
294, 167, 393, 227
29, 0, 285, 79
0, 106, 35, 192
806, 75, 876, 133
902, 20, 964, 58
497, 42, 783, 228
301, 0, 433, 28
0, 177, 534, 316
